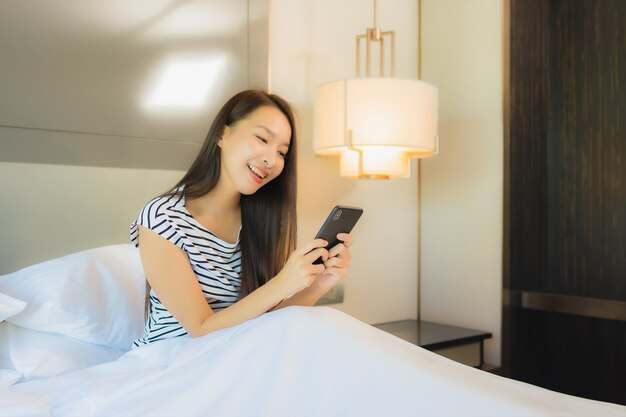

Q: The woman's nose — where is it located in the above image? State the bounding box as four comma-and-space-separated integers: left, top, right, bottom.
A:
263, 151, 276, 168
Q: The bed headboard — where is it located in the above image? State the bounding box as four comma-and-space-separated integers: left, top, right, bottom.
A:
0, 0, 269, 274
0, 0, 269, 171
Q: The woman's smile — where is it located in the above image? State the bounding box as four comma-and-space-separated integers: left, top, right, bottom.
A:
247, 163, 269, 184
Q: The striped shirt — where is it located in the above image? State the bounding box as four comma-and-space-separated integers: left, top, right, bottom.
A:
130, 188, 241, 347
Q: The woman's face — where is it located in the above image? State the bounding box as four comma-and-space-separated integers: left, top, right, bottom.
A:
218, 105, 292, 195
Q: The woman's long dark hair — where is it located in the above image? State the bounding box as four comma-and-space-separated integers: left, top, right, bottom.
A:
145, 89, 297, 315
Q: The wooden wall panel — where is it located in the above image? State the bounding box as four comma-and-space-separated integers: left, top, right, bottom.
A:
507, 0, 550, 292
504, 0, 626, 405
546, 0, 626, 299
508, 309, 626, 402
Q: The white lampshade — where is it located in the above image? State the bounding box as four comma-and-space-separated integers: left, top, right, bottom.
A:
313, 78, 438, 178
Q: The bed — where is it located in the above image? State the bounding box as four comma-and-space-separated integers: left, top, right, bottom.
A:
1, 245, 624, 417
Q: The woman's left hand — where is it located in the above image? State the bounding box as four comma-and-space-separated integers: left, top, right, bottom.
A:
311, 233, 354, 292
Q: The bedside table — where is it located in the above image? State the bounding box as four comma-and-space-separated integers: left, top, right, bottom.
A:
373, 320, 497, 371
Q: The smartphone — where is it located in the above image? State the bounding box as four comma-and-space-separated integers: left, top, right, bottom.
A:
312, 205, 364, 265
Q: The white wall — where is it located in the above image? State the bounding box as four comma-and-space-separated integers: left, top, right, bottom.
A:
269, 0, 420, 324
421, 0, 504, 366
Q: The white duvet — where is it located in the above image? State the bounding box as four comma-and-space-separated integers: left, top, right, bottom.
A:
1, 306, 624, 417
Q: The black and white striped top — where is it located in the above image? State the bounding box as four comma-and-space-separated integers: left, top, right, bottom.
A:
130, 187, 241, 347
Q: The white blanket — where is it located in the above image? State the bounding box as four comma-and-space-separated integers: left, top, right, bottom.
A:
2, 307, 624, 417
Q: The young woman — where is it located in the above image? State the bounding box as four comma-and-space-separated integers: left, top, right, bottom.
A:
130, 89, 354, 347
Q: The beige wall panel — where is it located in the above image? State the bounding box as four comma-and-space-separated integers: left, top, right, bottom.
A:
0, 162, 184, 274
421, 0, 504, 366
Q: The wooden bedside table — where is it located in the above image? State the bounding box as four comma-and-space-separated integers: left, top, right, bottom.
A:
373, 320, 497, 371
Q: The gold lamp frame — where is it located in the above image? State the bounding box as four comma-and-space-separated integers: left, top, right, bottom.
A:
356, 0, 396, 78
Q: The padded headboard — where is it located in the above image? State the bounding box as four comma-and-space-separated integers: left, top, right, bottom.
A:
0, 0, 269, 273
0, 0, 269, 171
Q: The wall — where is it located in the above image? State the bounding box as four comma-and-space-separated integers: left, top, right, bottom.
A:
269, 0, 420, 324
420, 0, 504, 366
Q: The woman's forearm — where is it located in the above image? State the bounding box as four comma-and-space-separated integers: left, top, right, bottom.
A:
193, 240, 338, 335
272, 283, 329, 309
195, 279, 286, 336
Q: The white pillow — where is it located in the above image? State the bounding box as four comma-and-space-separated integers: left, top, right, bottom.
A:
0, 292, 26, 323
0, 244, 145, 349
0, 322, 125, 384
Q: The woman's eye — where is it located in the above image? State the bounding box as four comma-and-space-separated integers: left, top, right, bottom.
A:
255, 135, 267, 144
278, 151, 287, 159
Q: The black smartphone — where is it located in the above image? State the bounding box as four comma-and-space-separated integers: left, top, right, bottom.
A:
312, 205, 364, 265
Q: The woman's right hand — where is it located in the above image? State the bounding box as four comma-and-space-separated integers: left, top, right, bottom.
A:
272, 239, 329, 299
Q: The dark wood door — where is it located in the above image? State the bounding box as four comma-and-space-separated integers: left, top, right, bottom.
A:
503, 0, 626, 405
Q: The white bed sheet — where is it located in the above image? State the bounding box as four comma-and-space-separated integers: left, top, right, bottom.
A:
1, 306, 624, 417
